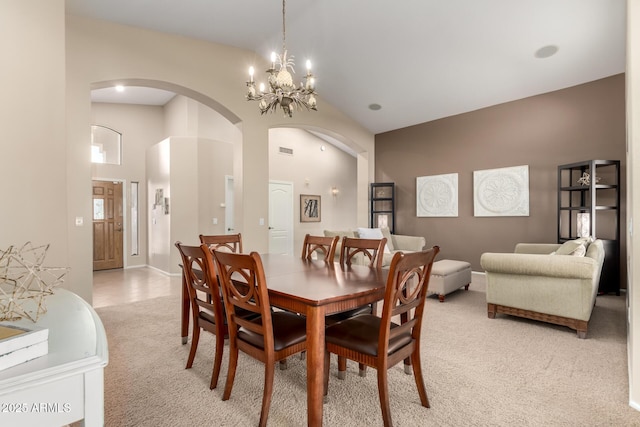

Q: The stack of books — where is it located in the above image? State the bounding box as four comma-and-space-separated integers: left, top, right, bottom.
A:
0, 323, 49, 371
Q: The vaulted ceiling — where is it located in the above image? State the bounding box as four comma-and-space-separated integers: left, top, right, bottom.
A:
67, 0, 626, 134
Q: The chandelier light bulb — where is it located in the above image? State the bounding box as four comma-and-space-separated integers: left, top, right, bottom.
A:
306, 60, 312, 72
248, 66, 254, 82
259, 82, 265, 93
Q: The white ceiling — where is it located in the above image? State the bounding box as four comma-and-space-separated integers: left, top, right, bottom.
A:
67, 0, 627, 135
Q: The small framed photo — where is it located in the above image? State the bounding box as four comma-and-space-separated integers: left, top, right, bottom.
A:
300, 194, 321, 222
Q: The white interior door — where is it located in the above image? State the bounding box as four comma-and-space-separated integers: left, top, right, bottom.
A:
225, 175, 234, 234
268, 181, 294, 255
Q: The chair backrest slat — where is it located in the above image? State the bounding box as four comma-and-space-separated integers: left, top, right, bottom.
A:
339, 236, 387, 269
200, 233, 243, 254
301, 234, 339, 261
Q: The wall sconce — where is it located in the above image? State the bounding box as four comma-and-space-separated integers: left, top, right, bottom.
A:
331, 186, 339, 196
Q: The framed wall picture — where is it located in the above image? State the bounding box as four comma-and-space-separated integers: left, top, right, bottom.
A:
300, 194, 321, 222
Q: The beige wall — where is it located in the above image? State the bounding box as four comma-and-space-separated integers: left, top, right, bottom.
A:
376, 75, 626, 278
269, 128, 358, 254
146, 139, 173, 273
0, 1, 70, 287
146, 135, 231, 275
627, 0, 640, 412
65, 14, 375, 301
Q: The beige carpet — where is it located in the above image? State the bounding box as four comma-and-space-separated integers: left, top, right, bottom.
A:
96, 275, 640, 426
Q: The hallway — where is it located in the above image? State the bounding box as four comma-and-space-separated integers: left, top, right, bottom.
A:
92, 267, 181, 308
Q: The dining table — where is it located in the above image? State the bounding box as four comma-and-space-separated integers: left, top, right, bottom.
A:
180, 252, 388, 426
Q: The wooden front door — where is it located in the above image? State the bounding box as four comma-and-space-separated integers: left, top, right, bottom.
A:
93, 180, 124, 270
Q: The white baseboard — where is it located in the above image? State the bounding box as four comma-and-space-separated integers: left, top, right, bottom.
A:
145, 264, 181, 277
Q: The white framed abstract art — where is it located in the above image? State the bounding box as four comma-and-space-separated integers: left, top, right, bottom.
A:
473, 165, 529, 217
416, 173, 458, 217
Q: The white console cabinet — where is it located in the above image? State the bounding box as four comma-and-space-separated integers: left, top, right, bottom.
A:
0, 289, 108, 426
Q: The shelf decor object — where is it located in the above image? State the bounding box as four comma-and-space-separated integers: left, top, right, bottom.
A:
0, 242, 68, 322
474, 165, 529, 217
557, 160, 620, 295
416, 173, 458, 217
370, 183, 395, 234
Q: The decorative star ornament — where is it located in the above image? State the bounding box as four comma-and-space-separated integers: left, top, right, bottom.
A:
0, 242, 69, 322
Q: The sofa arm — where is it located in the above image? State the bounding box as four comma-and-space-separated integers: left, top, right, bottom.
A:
514, 243, 562, 255
480, 253, 598, 279
391, 234, 426, 252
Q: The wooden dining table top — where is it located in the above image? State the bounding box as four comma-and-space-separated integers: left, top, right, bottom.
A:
257, 253, 388, 308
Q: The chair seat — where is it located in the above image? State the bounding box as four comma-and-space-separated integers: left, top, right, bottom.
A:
239, 311, 307, 351
325, 314, 412, 357
199, 309, 217, 325
200, 307, 258, 326
325, 304, 373, 326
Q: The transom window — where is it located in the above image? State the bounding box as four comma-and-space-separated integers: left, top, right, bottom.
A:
91, 125, 122, 165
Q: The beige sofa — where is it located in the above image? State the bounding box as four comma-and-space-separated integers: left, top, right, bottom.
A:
480, 238, 605, 338
324, 227, 426, 267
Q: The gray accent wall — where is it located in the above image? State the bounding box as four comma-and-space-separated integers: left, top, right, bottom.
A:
375, 74, 626, 285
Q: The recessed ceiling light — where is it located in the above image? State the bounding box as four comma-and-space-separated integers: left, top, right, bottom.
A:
368, 103, 382, 111
115, 85, 125, 92
534, 45, 559, 59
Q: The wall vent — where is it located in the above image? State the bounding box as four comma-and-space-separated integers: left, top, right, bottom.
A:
278, 146, 294, 156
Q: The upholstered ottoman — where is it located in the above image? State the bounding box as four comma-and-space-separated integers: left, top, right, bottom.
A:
429, 260, 471, 302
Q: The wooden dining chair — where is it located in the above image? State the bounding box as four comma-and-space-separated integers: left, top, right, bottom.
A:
301, 234, 339, 262
175, 241, 228, 390
339, 236, 387, 269
199, 233, 243, 253
178, 235, 243, 345
334, 236, 388, 376
323, 247, 440, 427
213, 250, 307, 427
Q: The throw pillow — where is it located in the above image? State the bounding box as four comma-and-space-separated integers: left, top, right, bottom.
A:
356, 227, 391, 253
380, 227, 395, 252
555, 240, 586, 256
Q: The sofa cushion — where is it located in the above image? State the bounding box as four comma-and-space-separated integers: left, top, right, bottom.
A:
554, 239, 587, 257
356, 227, 391, 253
324, 230, 356, 238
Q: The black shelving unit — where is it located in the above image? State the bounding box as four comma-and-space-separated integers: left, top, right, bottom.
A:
370, 183, 395, 234
557, 160, 620, 295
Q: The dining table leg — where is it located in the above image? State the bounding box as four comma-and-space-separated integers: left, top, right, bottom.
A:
306, 305, 326, 426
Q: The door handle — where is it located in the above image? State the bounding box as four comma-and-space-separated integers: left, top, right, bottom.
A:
227, 228, 234, 231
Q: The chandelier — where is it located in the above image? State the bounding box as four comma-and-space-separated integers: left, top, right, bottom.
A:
245, 0, 317, 117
